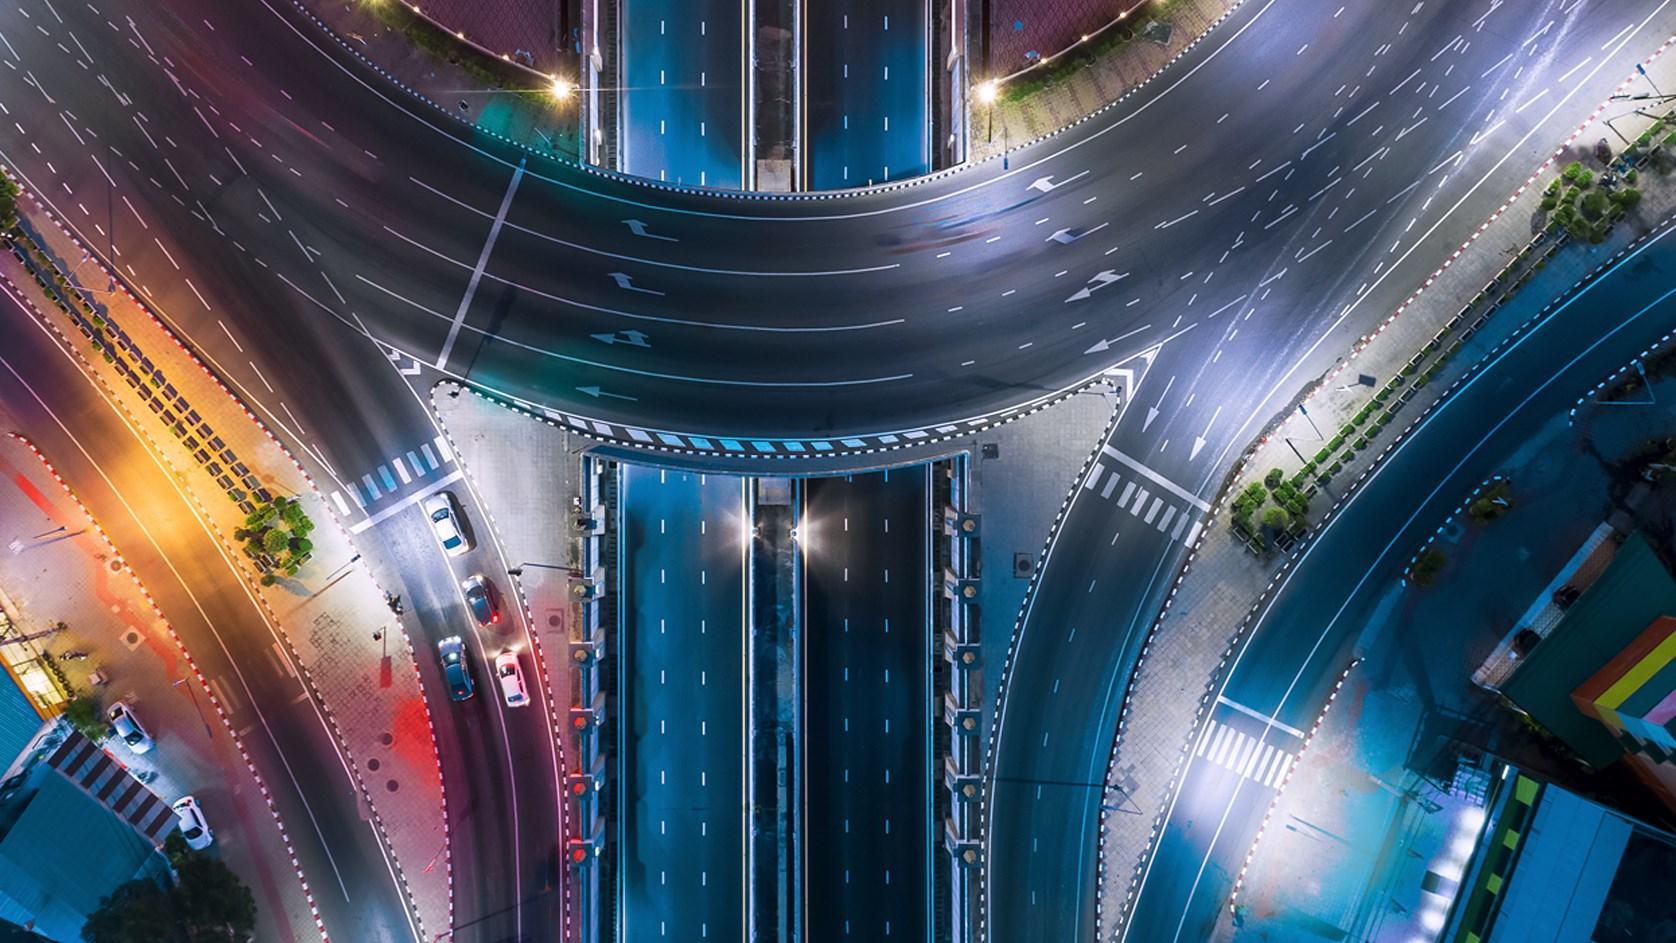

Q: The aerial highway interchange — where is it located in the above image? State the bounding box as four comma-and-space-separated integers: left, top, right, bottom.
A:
0, 0, 1673, 941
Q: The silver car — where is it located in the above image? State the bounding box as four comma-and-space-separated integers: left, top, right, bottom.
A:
107, 702, 154, 754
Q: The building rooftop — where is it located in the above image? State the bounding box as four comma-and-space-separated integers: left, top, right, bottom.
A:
1502, 533, 1676, 769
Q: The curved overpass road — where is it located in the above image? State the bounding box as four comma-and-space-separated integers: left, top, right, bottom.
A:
1124, 214, 1676, 943
0, 1, 1671, 942
4, 0, 1663, 444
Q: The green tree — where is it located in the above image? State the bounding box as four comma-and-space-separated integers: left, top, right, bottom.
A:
84, 838, 258, 943
1613, 186, 1642, 208
1260, 506, 1290, 530
260, 527, 289, 555
81, 878, 180, 943
0, 176, 18, 231
1580, 190, 1609, 220
60, 694, 105, 742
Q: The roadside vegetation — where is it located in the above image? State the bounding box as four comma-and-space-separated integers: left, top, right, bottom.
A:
235, 495, 316, 582
82, 832, 257, 943
996, 0, 1183, 103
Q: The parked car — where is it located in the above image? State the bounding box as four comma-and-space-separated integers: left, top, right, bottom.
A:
438, 636, 474, 701
172, 795, 213, 850
423, 492, 469, 556
494, 651, 529, 708
462, 575, 501, 626
107, 702, 154, 754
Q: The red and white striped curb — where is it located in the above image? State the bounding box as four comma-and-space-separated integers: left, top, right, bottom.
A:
4, 432, 333, 941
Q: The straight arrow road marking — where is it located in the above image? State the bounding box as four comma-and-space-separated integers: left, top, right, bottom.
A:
1084, 323, 1151, 355
1047, 221, 1109, 245
1144, 375, 1175, 432
1191, 405, 1222, 461
609, 272, 664, 295
623, 219, 679, 241
1027, 170, 1088, 194
569, 385, 633, 400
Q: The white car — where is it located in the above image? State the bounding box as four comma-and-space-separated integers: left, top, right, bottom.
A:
172, 795, 213, 850
494, 651, 529, 708
422, 492, 469, 556
107, 702, 154, 754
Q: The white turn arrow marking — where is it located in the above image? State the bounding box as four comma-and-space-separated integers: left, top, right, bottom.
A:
591, 329, 651, 347
1066, 269, 1128, 303
1026, 169, 1088, 194
576, 385, 639, 401
623, 219, 678, 241
1047, 221, 1109, 245
609, 272, 664, 296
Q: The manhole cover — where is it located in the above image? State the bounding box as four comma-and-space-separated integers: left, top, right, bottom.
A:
386, 780, 399, 793
108, 559, 124, 572
380, 733, 393, 746
121, 629, 144, 651
367, 758, 381, 771
548, 614, 563, 628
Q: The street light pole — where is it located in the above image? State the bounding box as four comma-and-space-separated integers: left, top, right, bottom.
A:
173, 678, 213, 740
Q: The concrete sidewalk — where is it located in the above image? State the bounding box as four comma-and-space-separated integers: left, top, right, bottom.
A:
1096, 31, 1676, 941
2, 193, 453, 940
0, 429, 319, 943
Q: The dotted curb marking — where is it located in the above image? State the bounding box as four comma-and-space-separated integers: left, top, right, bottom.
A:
1092, 34, 1676, 941
1096, 200, 1676, 943
3, 183, 453, 942
3, 433, 333, 941
1569, 327, 1676, 419
971, 382, 1123, 943
288, 0, 1250, 202
1399, 474, 1508, 582
429, 375, 1115, 471
427, 384, 576, 942
1224, 658, 1360, 917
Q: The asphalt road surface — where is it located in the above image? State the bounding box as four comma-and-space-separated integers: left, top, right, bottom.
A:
801, 467, 933, 941
616, 465, 747, 941
1125, 207, 1676, 943
619, 0, 746, 188
2, 0, 1674, 940
0, 283, 419, 941
374, 498, 567, 943
805, 0, 931, 189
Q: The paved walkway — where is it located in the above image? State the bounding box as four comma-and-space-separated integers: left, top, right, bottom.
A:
1096, 33, 1676, 940
971, 0, 1240, 163
2, 195, 452, 940
0, 429, 319, 942
430, 379, 578, 795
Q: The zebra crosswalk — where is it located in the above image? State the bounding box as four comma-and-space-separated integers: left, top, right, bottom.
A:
330, 434, 455, 517
1193, 719, 1298, 789
1082, 459, 1204, 546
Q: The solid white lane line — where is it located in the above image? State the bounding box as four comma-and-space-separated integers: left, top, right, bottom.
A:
435, 161, 525, 369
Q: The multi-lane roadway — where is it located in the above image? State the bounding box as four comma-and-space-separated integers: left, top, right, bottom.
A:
1125, 204, 1676, 943
802, 468, 934, 941
616, 465, 747, 940
804, 0, 931, 189
3, 0, 1674, 940
619, 0, 747, 187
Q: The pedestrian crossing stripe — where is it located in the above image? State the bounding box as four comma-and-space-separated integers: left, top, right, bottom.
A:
1195, 720, 1295, 788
